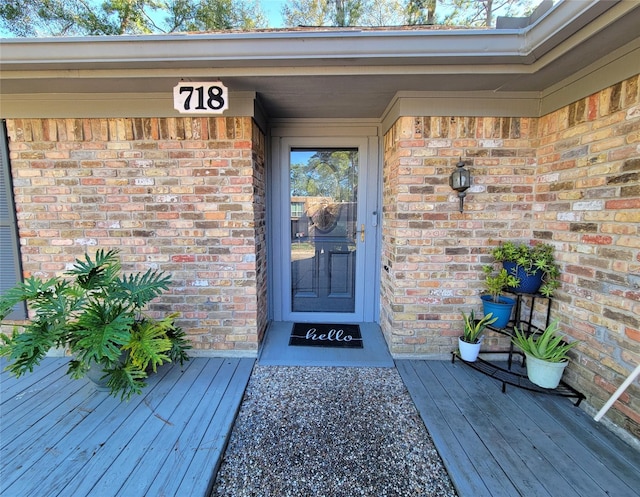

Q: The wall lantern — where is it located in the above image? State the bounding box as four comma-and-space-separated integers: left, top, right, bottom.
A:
449, 158, 471, 212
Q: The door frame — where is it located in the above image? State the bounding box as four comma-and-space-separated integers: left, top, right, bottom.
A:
268, 123, 381, 323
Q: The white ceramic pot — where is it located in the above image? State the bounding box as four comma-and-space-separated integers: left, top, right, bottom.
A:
525, 354, 568, 389
458, 337, 482, 362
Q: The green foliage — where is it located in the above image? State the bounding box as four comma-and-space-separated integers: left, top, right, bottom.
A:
1, 0, 540, 35
290, 149, 358, 201
438, 0, 538, 27
512, 320, 578, 363
170, 0, 266, 32
482, 266, 519, 302
406, 0, 436, 25
0, 249, 190, 400
281, 0, 536, 28
461, 309, 497, 343
490, 241, 560, 297
0, 0, 266, 37
282, 0, 328, 27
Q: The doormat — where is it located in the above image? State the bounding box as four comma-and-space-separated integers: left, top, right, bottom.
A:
289, 323, 363, 349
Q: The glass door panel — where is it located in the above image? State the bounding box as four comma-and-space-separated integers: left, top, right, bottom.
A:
290, 148, 358, 312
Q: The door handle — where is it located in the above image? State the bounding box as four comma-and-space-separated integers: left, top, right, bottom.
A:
356, 224, 365, 243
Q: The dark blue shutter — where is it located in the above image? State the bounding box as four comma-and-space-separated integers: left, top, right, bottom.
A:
0, 120, 26, 319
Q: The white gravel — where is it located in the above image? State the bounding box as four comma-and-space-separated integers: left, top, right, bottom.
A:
211, 366, 458, 497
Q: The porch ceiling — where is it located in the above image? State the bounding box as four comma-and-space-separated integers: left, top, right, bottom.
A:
1, 0, 639, 120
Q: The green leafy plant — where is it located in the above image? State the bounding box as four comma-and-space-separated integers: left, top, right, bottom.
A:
512, 320, 578, 363
490, 241, 560, 297
461, 310, 498, 344
482, 266, 519, 302
0, 249, 190, 400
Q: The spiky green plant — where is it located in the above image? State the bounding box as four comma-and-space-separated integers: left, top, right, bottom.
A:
0, 249, 190, 400
461, 310, 498, 344
512, 320, 577, 363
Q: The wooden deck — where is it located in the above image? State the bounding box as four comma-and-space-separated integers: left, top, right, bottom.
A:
3, 352, 639, 497
397, 359, 640, 497
1, 356, 254, 497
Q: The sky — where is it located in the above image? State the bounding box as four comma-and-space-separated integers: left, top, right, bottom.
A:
262, 0, 287, 28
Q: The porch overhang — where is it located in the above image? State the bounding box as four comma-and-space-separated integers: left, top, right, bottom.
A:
0, 0, 639, 121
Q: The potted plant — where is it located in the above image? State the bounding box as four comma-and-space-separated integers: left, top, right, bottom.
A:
490, 241, 560, 297
481, 265, 519, 328
458, 310, 498, 362
0, 249, 190, 400
512, 320, 578, 389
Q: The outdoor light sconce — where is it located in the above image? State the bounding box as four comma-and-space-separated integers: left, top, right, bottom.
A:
449, 158, 471, 212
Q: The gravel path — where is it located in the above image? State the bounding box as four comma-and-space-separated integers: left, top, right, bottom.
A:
211, 366, 458, 497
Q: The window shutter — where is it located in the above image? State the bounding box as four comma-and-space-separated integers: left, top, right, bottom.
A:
0, 120, 26, 319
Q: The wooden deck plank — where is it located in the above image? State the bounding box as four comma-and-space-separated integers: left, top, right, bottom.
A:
428, 360, 562, 497
107, 358, 232, 497
1, 357, 69, 410
460, 363, 640, 497
396, 360, 501, 497
0, 358, 255, 497
172, 358, 255, 497
60, 359, 214, 497
440, 360, 589, 497
1, 382, 103, 468
399, 359, 640, 497
528, 389, 640, 492
410, 359, 554, 497
453, 361, 640, 497
3, 361, 181, 497
0, 360, 99, 467
1, 370, 89, 441
142, 358, 254, 497
1, 357, 69, 402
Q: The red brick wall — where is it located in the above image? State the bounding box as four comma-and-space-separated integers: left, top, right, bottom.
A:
5, 116, 267, 354
535, 76, 640, 436
251, 123, 268, 344
382, 75, 640, 436
381, 116, 537, 354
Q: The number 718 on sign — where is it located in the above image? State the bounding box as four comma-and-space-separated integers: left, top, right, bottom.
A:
173, 82, 228, 114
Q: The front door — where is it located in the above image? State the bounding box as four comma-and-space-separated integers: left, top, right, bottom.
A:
271, 135, 379, 323
290, 147, 358, 313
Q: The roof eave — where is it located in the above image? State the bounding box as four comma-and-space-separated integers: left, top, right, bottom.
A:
0, 1, 628, 72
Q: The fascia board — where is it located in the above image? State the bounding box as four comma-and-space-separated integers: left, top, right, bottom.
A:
0, 64, 535, 82
523, 0, 638, 64
0, 30, 530, 70
522, 0, 614, 55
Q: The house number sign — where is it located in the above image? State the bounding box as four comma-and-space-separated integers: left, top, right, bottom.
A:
173, 82, 228, 114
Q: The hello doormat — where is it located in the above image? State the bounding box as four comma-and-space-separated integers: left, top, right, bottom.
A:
289, 323, 363, 348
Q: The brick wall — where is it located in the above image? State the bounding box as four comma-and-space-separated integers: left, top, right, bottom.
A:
5, 116, 267, 354
535, 76, 640, 436
382, 75, 640, 436
381, 116, 537, 354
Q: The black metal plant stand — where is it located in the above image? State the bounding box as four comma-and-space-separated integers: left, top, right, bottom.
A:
452, 292, 585, 406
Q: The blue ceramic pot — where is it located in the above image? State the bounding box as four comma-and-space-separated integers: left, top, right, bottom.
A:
503, 262, 543, 295
481, 294, 516, 329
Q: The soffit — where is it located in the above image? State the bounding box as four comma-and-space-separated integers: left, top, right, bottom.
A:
0, 0, 638, 120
